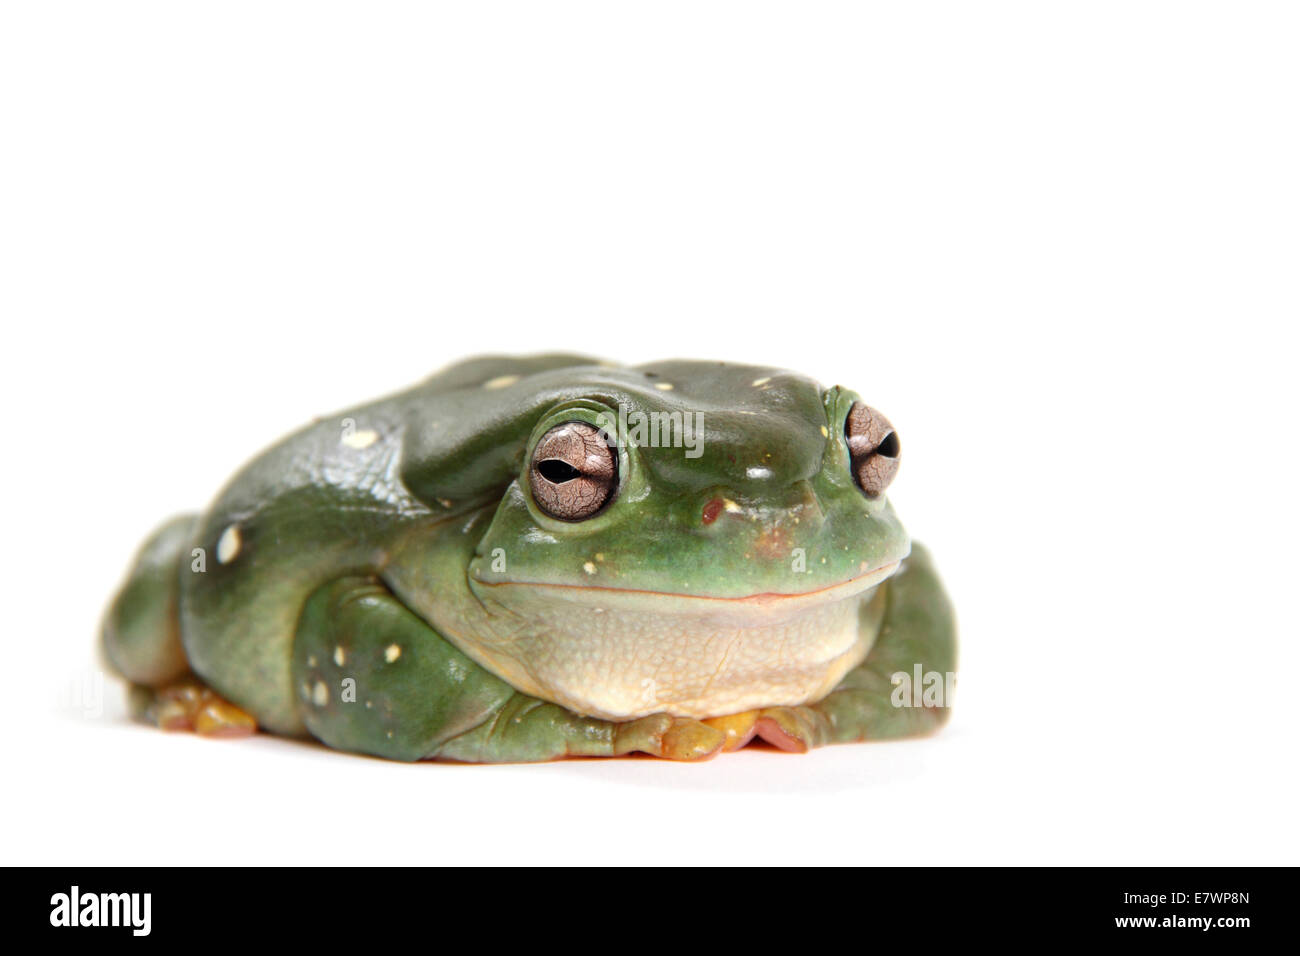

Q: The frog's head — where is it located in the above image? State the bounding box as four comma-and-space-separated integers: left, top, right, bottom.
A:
408, 359, 911, 720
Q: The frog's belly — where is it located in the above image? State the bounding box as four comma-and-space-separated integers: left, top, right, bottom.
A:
464, 577, 888, 721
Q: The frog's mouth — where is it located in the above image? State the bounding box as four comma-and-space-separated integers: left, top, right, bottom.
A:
476, 558, 898, 614
464, 560, 899, 721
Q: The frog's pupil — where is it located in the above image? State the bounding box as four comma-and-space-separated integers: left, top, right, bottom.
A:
538, 459, 582, 483
877, 431, 900, 458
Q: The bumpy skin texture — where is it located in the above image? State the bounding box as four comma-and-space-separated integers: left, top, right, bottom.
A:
102, 355, 956, 761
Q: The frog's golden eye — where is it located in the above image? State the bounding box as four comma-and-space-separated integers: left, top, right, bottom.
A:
844, 402, 900, 497
530, 421, 617, 520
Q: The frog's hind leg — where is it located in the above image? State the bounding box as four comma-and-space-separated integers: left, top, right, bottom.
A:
293, 576, 726, 762
103, 514, 257, 738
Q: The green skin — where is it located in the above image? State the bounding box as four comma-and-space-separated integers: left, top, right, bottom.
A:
103, 356, 956, 762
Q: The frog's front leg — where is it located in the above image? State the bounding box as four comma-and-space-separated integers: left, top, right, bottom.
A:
747, 541, 958, 752
293, 577, 726, 762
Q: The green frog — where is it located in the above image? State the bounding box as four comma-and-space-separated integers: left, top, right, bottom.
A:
103, 355, 956, 761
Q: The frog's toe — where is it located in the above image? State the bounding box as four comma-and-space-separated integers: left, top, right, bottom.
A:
702, 710, 760, 751
752, 705, 830, 753
194, 696, 257, 737
614, 714, 726, 761
660, 718, 727, 761
130, 676, 257, 738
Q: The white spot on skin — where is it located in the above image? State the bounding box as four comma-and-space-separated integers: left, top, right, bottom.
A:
334, 646, 346, 667
312, 681, 329, 707
723, 499, 742, 513
820, 425, 829, 438
746, 466, 772, 479
653, 382, 674, 391
751, 376, 771, 387
216, 525, 241, 564
583, 561, 597, 575
307, 655, 317, 667
341, 429, 378, 449
385, 644, 402, 663
483, 374, 520, 390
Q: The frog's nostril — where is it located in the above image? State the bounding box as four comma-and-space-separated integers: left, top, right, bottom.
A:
702, 498, 724, 525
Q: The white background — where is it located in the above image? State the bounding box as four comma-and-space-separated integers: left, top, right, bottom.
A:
2, 2, 1296, 865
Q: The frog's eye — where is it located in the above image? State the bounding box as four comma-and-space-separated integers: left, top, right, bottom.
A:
529, 421, 617, 520
844, 402, 900, 497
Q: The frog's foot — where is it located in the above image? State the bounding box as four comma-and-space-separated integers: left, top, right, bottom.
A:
699, 708, 836, 753
614, 714, 726, 761
128, 676, 257, 738
699, 707, 828, 753
436, 702, 726, 763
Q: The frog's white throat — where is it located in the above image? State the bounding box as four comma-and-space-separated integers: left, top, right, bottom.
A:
461, 562, 897, 721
